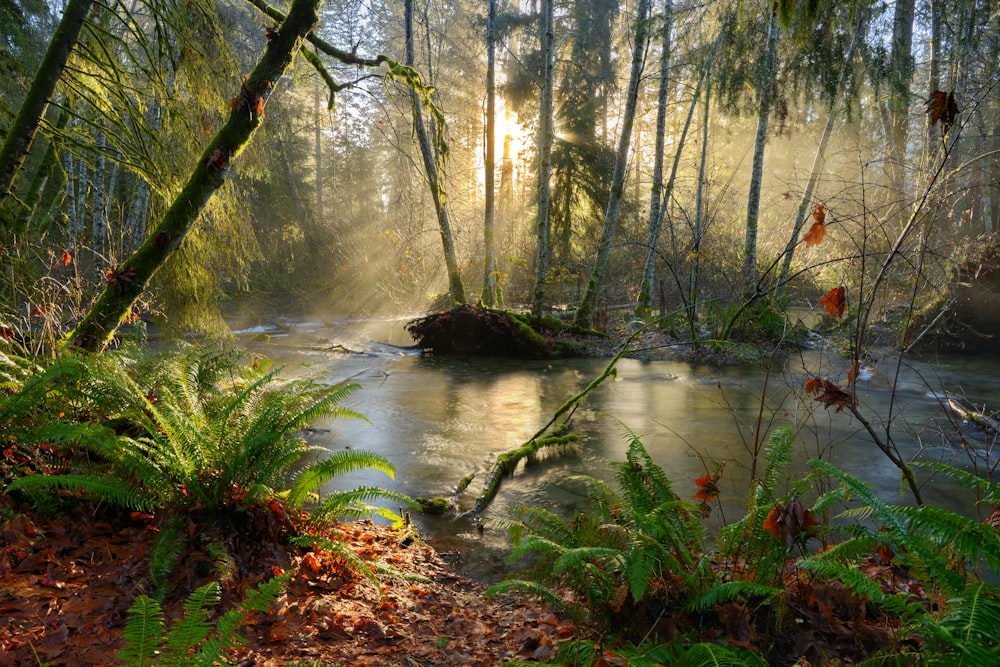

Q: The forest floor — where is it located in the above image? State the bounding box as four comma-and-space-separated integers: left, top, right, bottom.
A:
0, 495, 576, 666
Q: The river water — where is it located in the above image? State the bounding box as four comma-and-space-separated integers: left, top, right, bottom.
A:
239, 316, 999, 580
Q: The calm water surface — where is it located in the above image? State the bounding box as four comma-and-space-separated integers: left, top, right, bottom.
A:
241, 316, 999, 580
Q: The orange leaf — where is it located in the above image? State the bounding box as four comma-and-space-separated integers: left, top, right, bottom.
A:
802, 205, 826, 247
819, 286, 846, 318
693, 472, 721, 503
302, 552, 322, 573
60, 250, 72, 266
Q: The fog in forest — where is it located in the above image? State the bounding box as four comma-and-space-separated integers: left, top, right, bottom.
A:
1, 0, 998, 348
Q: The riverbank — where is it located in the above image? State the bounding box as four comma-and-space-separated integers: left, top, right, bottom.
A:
0, 496, 574, 666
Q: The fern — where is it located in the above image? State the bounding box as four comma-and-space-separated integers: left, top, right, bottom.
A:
687, 580, 785, 611
150, 520, 185, 601
163, 582, 220, 658
496, 429, 709, 634
116, 574, 289, 666
117, 595, 165, 666
6, 473, 157, 512
911, 460, 1000, 504
288, 449, 396, 509
932, 583, 1000, 665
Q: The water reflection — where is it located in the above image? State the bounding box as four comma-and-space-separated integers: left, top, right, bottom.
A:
247, 318, 998, 580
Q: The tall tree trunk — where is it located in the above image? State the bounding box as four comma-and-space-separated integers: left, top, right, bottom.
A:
499, 106, 514, 217
885, 0, 915, 210
314, 78, 324, 223
0, 0, 93, 211
404, 0, 466, 307
636, 28, 722, 323
481, 0, 500, 307
689, 68, 711, 336
91, 131, 107, 266
635, 0, 673, 321
574, 0, 651, 329
530, 0, 556, 320
926, 0, 942, 157
68, 0, 321, 352
741, 1, 779, 293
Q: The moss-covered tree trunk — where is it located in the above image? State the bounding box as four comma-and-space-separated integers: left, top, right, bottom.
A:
530, 0, 555, 320
403, 0, 466, 307
67, 0, 321, 353
0, 0, 93, 212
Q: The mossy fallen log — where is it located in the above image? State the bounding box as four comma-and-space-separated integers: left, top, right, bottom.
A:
465, 429, 579, 518
459, 322, 643, 518
405, 305, 604, 357
946, 398, 1000, 434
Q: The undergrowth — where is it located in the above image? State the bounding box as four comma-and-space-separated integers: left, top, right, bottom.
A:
491, 426, 1000, 666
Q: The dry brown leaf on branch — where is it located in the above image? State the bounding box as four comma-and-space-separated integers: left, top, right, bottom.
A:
925, 90, 958, 134
819, 286, 846, 318
803, 205, 826, 247
805, 376, 855, 412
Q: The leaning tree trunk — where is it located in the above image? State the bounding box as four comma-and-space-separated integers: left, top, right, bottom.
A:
574, 0, 651, 329
634, 0, 673, 322
530, 0, 556, 320
0, 0, 93, 211
741, 1, 779, 294
404, 0, 466, 307
67, 0, 321, 352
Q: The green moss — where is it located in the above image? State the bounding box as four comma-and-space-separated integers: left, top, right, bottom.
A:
455, 473, 476, 495
415, 496, 452, 515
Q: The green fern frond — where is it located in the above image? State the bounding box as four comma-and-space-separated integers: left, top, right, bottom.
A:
204, 539, 236, 585
899, 504, 1000, 576
162, 581, 220, 657
5, 473, 156, 511
760, 426, 794, 501
553, 546, 623, 577
240, 572, 293, 613
502, 506, 575, 546
484, 578, 570, 611
289, 450, 396, 509
687, 580, 784, 611
799, 556, 918, 617
912, 460, 1000, 504
309, 485, 412, 523
150, 521, 186, 601
936, 584, 1000, 662
504, 533, 568, 566
117, 594, 165, 666
675, 642, 769, 667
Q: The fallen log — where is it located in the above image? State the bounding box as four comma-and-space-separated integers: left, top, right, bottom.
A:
945, 397, 1000, 434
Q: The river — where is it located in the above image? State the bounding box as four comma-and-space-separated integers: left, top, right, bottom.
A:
238, 316, 999, 580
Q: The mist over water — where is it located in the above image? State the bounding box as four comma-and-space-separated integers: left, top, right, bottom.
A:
241, 315, 998, 581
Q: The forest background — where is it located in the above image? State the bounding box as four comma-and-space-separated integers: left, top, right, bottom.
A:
2, 0, 997, 349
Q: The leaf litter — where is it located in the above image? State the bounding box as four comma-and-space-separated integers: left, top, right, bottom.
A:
0, 494, 574, 666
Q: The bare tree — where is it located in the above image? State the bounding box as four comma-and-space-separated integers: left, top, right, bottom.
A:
574, 0, 651, 328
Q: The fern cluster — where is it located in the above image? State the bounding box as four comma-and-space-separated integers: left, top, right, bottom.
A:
117, 573, 289, 666
4, 344, 413, 597
801, 459, 1000, 664
493, 425, 1000, 665
488, 426, 711, 630
6, 344, 403, 516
